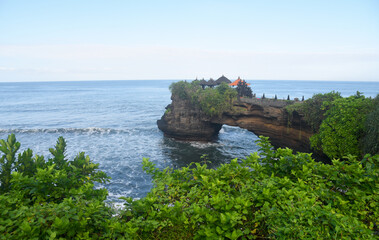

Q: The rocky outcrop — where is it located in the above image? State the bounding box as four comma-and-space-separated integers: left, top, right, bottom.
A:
157, 95, 223, 141
157, 96, 314, 153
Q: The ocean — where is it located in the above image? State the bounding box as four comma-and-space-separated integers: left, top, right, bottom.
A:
0, 80, 378, 201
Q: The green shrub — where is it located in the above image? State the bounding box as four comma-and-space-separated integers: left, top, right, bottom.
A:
0, 134, 20, 192
285, 91, 342, 132
120, 136, 378, 239
169, 81, 237, 117
311, 93, 374, 159
1, 134, 378, 239
0, 134, 113, 239
363, 94, 379, 155
286, 91, 378, 159
169, 81, 199, 100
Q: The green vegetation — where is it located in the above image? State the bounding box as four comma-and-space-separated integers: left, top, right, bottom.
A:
1, 134, 378, 239
285, 91, 342, 132
311, 93, 375, 159
0, 134, 112, 239
169, 81, 237, 117
236, 80, 253, 98
286, 92, 378, 159
363, 95, 379, 155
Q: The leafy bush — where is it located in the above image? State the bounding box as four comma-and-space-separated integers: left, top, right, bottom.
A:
311, 93, 374, 159
169, 81, 237, 117
286, 92, 378, 158
363, 94, 379, 155
0, 134, 113, 239
285, 91, 342, 132
169, 81, 199, 100
1, 134, 378, 239
119, 137, 378, 239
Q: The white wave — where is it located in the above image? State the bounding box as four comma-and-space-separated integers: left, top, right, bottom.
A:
0, 127, 133, 134
189, 141, 221, 149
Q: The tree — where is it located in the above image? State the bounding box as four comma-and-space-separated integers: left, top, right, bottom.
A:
363, 94, 379, 155
286, 91, 342, 132
169, 81, 237, 117
311, 94, 374, 159
236, 80, 252, 98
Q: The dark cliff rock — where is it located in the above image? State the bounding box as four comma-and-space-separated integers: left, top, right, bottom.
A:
157, 95, 222, 141
157, 96, 314, 153
214, 100, 313, 153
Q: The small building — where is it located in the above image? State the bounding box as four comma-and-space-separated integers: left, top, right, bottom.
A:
195, 75, 242, 88
199, 79, 207, 89
215, 75, 231, 85
229, 77, 250, 86
207, 78, 216, 88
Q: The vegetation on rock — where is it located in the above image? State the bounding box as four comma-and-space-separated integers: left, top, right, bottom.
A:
285, 91, 342, 132
311, 93, 375, 159
286, 92, 379, 159
169, 81, 237, 117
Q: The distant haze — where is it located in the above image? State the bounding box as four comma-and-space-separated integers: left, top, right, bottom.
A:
0, 0, 378, 82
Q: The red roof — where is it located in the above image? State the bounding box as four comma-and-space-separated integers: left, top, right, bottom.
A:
229, 77, 250, 86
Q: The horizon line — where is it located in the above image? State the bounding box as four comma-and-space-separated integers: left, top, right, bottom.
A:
0, 78, 379, 83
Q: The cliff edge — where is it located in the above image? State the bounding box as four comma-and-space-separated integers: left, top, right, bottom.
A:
157, 95, 314, 153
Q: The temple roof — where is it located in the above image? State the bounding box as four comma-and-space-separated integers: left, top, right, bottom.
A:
199, 79, 207, 85
229, 77, 250, 86
207, 79, 216, 86
215, 75, 231, 84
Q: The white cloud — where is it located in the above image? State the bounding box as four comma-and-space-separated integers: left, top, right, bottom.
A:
0, 67, 17, 71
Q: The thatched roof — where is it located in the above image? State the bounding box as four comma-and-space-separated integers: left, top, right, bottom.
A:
215, 75, 231, 84
207, 79, 216, 86
199, 79, 207, 86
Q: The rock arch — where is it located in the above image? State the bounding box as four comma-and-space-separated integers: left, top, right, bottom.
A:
157, 96, 314, 153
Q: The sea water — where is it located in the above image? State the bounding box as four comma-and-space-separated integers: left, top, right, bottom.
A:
0, 80, 378, 201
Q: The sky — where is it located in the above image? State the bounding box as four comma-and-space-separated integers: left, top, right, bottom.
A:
0, 0, 378, 82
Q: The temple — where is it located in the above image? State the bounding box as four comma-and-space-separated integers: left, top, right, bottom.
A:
198, 75, 240, 89
229, 76, 250, 86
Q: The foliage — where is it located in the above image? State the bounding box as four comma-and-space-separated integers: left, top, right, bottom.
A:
0, 134, 20, 192
169, 81, 198, 100
285, 91, 342, 132
363, 94, 379, 155
0, 134, 113, 239
1, 134, 378, 239
236, 80, 253, 98
169, 81, 237, 117
286, 91, 378, 158
118, 137, 378, 239
311, 93, 374, 159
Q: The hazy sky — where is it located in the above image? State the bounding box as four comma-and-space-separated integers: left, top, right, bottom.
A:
0, 0, 378, 82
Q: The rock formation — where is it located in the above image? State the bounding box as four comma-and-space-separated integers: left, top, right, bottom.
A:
157, 95, 222, 141
157, 95, 314, 153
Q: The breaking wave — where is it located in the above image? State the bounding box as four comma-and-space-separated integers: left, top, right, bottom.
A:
0, 127, 134, 135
